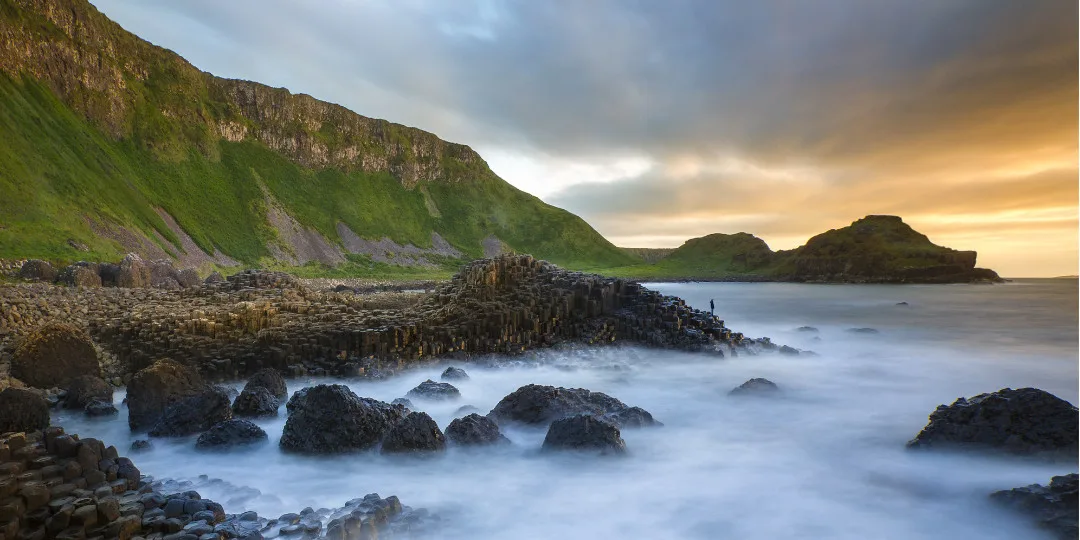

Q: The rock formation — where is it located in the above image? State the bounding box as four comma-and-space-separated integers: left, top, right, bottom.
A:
280, 385, 405, 454
446, 414, 509, 446
542, 415, 627, 455
991, 473, 1078, 540
488, 383, 658, 428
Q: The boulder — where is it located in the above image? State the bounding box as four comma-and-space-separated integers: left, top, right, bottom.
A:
130, 440, 152, 452
795, 326, 819, 333
446, 414, 509, 446
991, 473, 1077, 540
148, 259, 182, 289
487, 384, 657, 427
280, 385, 405, 454
406, 379, 461, 401
195, 420, 269, 451
204, 271, 225, 284
542, 415, 626, 455
97, 263, 121, 287
117, 253, 151, 288
846, 327, 879, 334
907, 388, 1078, 460
440, 367, 469, 381
380, 412, 447, 454
453, 405, 480, 417
84, 399, 118, 417
778, 345, 800, 356
64, 375, 112, 409
149, 387, 233, 437
55, 263, 101, 287
18, 259, 57, 282
729, 378, 780, 396
600, 406, 662, 428
231, 386, 279, 417
127, 359, 207, 432
12, 322, 100, 388
0, 388, 50, 432
243, 368, 288, 403
177, 268, 201, 288
391, 398, 415, 411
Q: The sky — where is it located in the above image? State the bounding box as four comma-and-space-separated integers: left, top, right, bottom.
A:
91, 0, 1078, 277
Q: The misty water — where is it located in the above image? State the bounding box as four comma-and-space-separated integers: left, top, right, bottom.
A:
55, 279, 1078, 539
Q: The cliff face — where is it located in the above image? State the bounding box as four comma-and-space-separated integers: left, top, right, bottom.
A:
0, 0, 634, 269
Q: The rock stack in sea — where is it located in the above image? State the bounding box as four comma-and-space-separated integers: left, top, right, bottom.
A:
1, 255, 764, 385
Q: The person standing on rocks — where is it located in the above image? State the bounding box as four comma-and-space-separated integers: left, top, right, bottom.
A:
710, 299, 715, 316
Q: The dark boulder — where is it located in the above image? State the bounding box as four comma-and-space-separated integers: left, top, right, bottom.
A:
846, 327, 879, 334
446, 414, 509, 446
177, 269, 201, 288
130, 440, 153, 452
380, 412, 447, 454
440, 367, 469, 381
795, 326, 819, 333
0, 388, 50, 433
280, 385, 405, 454
906, 388, 1078, 460
12, 322, 101, 389
778, 345, 800, 356
991, 474, 1078, 540
243, 368, 288, 404
84, 399, 118, 417
600, 406, 662, 428
453, 405, 480, 417
18, 259, 56, 282
98, 263, 121, 287
149, 387, 233, 437
487, 384, 657, 427
232, 386, 279, 417
64, 375, 112, 409
56, 263, 102, 288
542, 415, 626, 455
406, 379, 460, 401
195, 420, 269, 451
127, 359, 207, 432
729, 378, 780, 396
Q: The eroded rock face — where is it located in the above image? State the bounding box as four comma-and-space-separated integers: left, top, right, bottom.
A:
446, 414, 508, 446
126, 359, 207, 432
243, 368, 288, 403
64, 375, 112, 409
12, 322, 100, 388
232, 386, 279, 418
906, 388, 1078, 460
149, 387, 233, 437
280, 385, 404, 454
195, 419, 269, 450
991, 474, 1078, 540
487, 384, 657, 428
441, 367, 469, 381
406, 380, 460, 401
0, 388, 50, 432
542, 415, 626, 455
380, 412, 446, 454
729, 378, 780, 396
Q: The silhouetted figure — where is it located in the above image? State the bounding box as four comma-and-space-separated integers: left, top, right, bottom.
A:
709, 299, 715, 316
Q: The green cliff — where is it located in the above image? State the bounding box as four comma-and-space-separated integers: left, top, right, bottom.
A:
0, 0, 635, 273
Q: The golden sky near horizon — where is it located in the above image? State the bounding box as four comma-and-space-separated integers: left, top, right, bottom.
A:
94, 0, 1079, 277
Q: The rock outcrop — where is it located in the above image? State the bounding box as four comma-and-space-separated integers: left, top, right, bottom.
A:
488, 384, 658, 428
148, 387, 233, 438
406, 380, 460, 401
907, 388, 1078, 460
242, 368, 288, 404
542, 415, 627, 455
0, 388, 50, 432
446, 414, 509, 446
280, 385, 405, 454
991, 473, 1078, 540
126, 359, 207, 432
17, 260, 56, 282
231, 386, 279, 418
441, 366, 469, 381
11, 322, 100, 388
729, 378, 780, 396
379, 412, 447, 454
195, 419, 269, 450
63, 375, 112, 409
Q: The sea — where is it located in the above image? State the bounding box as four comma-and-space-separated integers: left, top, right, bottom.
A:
55, 279, 1079, 539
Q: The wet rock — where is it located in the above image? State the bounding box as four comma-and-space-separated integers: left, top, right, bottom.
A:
195, 420, 269, 451
280, 385, 404, 454
406, 380, 460, 401
149, 387, 232, 438
778, 345, 800, 356
542, 415, 626, 455
243, 368, 288, 404
453, 405, 479, 417
64, 376, 112, 409
846, 327, 879, 334
440, 367, 469, 381
907, 388, 1078, 460
0, 388, 50, 433
12, 323, 101, 388
796, 326, 819, 333
729, 378, 780, 396
18, 260, 57, 282
85, 399, 119, 417
990, 473, 1078, 540
391, 398, 414, 411
127, 359, 207, 432
445, 414, 509, 446
600, 406, 661, 428
231, 386, 278, 418
130, 440, 152, 452
380, 412, 446, 454
117, 253, 151, 288
487, 384, 656, 427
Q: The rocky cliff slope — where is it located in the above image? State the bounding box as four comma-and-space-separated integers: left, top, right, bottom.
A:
0, 0, 634, 271
615, 215, 1001, 283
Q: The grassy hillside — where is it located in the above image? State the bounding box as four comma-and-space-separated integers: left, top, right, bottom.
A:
0, 0, 635, 272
